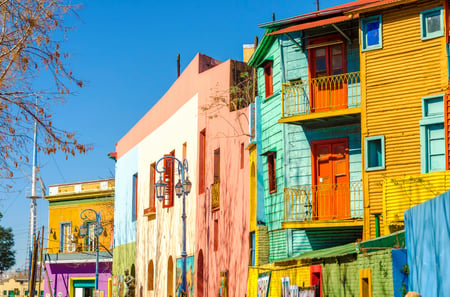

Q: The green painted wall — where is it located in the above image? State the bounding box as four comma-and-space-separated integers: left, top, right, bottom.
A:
112, 242, 136, 276
322, 249, 394, 297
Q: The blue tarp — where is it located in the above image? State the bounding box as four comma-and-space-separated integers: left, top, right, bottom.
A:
404, 190, 450, 297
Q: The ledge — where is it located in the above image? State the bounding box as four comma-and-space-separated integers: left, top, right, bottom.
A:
144, 207, 156, 220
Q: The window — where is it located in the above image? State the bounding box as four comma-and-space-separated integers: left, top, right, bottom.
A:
264, 60, 273, 98
199, 129, 206, 194
59, 222, 71, 252
364, 136, 385, 171
359, 269, 372, 297
163, 151, 175, 208
214, 148, 220, 183
149, 163, 156, 212
420, 95, 445, 173
249, 232, 255, 266
240, 143, 245, 169
361, 15, 382, 51
421, 7, 444, 40
85, 222, 96, 252
214, 219, 219, 251
266, 152, 277, 193
132, 173, 138, 221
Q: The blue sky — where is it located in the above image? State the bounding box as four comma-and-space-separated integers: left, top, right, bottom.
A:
1, 0, 348, 270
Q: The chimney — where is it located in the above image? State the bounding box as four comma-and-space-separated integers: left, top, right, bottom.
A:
242, 36, 258, 63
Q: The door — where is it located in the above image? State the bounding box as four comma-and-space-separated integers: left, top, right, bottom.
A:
312, 138, 349, 220
310, 42, 347, 112
310, 265, 322, 297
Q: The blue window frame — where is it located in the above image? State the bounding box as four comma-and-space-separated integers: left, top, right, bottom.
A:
365, 135, 385, 171
361, 15, 382, 51
420, 7, 444, 40
420, 95, 445, 173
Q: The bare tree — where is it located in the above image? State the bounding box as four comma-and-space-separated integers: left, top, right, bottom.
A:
201, 61, 257, 137
0, 0, 89, 184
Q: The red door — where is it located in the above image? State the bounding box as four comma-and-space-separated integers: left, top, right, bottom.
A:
310, 42, 347, 112
312, 138, 350, 220
310, 265, 323, 297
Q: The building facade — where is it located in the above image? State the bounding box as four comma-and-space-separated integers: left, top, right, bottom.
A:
44, 179, 114, 297
114, 53, 253, 297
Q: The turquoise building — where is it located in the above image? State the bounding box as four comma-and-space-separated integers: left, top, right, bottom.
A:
248, 2, 364, 263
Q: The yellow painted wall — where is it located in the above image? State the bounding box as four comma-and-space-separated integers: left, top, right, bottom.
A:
249, 147, 257, 233
47, 198, 114, 254
383, 170, 450, 233
0, 278, 44, 297
361, 0, 448, 239
248, 264, 310, 297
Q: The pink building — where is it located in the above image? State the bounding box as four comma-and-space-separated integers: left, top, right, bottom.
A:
114, 53, 252, 297
195, 59, 252, 297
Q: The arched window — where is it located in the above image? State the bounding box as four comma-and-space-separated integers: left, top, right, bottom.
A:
197, 250, 204, 297
148, 260, 154, 291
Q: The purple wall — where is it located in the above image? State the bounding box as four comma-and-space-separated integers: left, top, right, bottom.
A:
44, 262, 112, 297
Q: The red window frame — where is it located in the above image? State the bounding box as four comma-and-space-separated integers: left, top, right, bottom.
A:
149, 162, 156, 212
199, 129, 206, 194
264, 60, 273, 98
163, 151, 175, 208
267, 151, 277, 193
307, 35, 346, 79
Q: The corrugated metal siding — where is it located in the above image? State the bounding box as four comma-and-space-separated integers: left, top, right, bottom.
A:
248, 264, 311, 297
322, 249, 394, 296
383, 170, 450, 233
280, 32, 308, 82
362, 0, 448, 239
286, 124, 362, 186
306, 227, 363, 250
269, 229, 288, 261
258, 39, 285, 233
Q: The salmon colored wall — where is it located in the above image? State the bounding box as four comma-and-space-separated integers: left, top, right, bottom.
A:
195, 59, 250, 297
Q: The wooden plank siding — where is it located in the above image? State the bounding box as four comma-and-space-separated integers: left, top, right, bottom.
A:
361, 0, 449, 239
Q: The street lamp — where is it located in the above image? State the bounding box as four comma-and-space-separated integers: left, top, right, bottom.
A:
79, 209, 103, 290
154, 156, 191, 296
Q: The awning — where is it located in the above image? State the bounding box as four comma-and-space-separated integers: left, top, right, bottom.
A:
268, 15, 357, 36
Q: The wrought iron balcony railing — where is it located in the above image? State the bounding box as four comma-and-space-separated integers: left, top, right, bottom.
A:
283, 182, 363, 222
281, 72, 361, 118
211, 181, 220, 210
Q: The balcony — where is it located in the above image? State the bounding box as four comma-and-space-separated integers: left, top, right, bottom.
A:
383, 170, 450, 234
211, 181, 220, 211
282, 182, 363, 228
280, 72, 361, 127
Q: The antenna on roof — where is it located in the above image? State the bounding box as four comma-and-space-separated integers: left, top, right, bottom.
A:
316, 0, 319, 11
272, 13, 275, 22
177, 54, 180, 78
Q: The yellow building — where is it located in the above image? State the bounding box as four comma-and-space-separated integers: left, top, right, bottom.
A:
0, 275, 43, 297
355, 0, 450, 239
44, 179, 114, 297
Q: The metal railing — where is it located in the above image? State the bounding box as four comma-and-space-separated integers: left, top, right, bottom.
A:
211, 181, 220, 210
283, 182, 363, 222
282, 72, 361, 118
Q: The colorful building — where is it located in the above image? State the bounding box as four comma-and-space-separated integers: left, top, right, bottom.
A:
351, 0, 450, 239
44, 179, 114, 297
113, 53, 253, 297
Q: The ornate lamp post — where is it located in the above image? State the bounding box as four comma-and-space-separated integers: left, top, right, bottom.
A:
79, 209, 103, 290
154, 156, 192, 296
